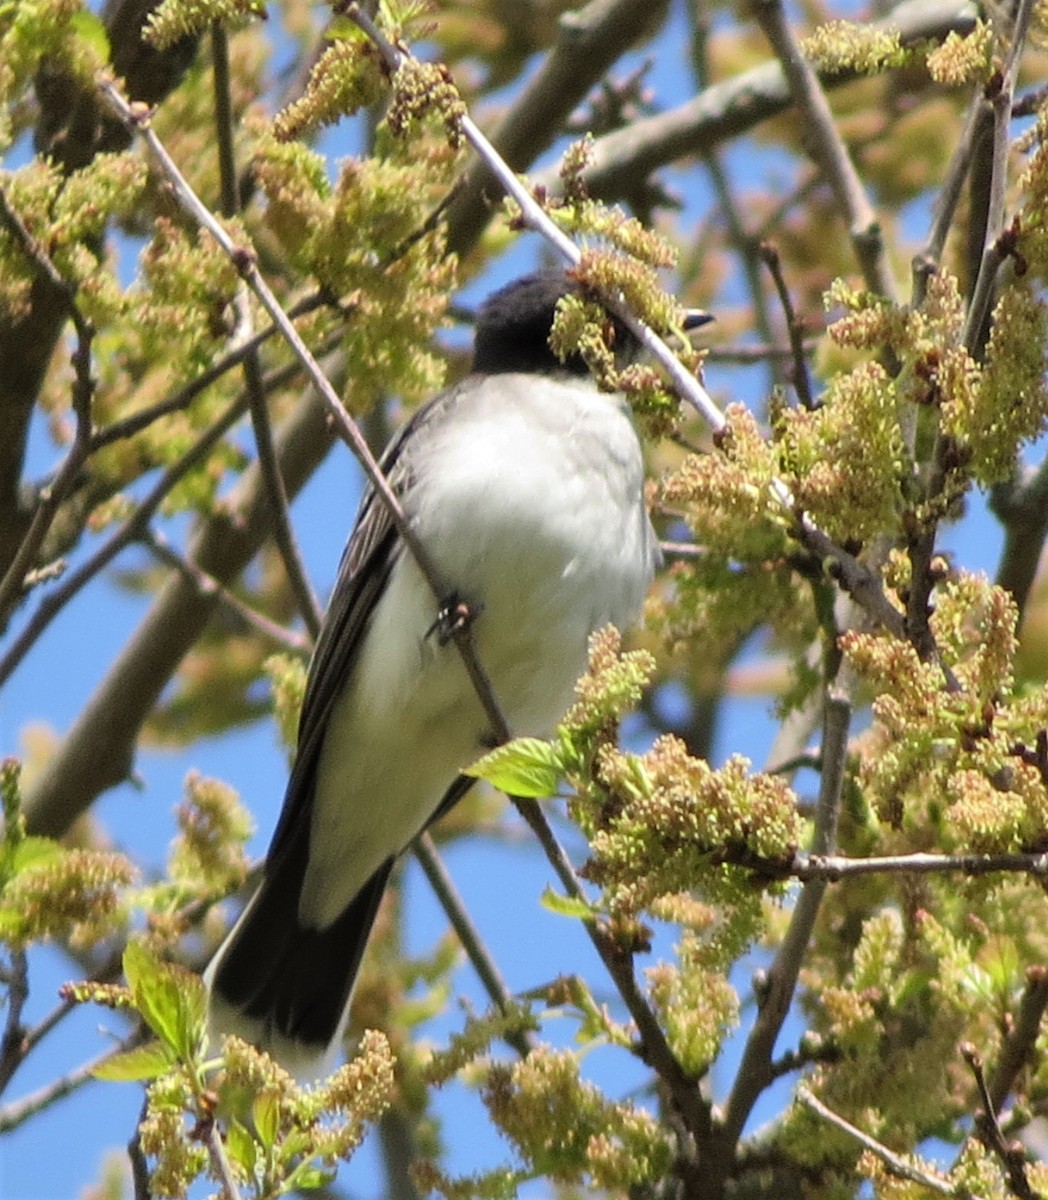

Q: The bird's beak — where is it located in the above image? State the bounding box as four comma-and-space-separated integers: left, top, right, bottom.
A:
682, 308, 715, 331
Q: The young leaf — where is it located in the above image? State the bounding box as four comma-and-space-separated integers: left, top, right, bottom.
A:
0, 836, 62, 886
539, 886, 596, 920
253, 1091, 280, 1151
92, 1040, 176, 1082
123, 941, 206, 1062
464, 738, 562, 798
225, 1119, 259, 1175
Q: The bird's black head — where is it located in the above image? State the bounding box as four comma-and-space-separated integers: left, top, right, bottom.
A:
471, 270, 712, 378
471, 271, 634, 377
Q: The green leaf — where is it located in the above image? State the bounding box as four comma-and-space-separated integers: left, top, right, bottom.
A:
292, 1165, 337, 1191
123, 941, 206, 1062
539, 886, 596, 920
225, 1119, 258, 1174
253, 1091, 279, 1150
92, 1040, 175, 1081
0, 836, 62, 886
70, 9, 111, 65
464, 738, 562, 798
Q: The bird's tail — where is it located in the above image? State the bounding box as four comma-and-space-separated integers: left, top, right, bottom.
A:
204, 831, 393, 1080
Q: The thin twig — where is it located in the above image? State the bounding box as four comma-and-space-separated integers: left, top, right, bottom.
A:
760, 848, 1048, 882
749, 0, 897, 301
796, 1087, 958, 1195
413, 834, 533, 1059
0, 189, 95, 622
89, 293, 330, 452
912, 95, 987, 308
242, 323, 323, 638
0, 1039, 141, 1133
0, 949, 29, 1096
988, 966, 1048, 1114
128, 1095, 151, 1200
212, 25, 322, 639
713, 692, 850, 1175
143, 530, 312, 655
206, 1120, 244, 1200
758, 241, 816, 409
962, 0, 1038, 354
962, 1043, 1039, 1200
688, 0, 782, 393
0, 394, 248, 688
704, 342, 814, 365
512, 792, 711, 1144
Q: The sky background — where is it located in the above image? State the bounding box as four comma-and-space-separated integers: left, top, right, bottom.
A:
0, 0, 1012, 1196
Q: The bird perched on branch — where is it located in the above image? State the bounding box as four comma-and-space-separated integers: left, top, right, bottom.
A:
205, 270, 708, 1077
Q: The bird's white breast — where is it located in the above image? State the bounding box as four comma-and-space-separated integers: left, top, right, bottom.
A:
301, 374, 654, 927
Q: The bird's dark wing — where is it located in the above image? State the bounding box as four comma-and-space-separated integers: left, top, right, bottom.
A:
211, 386, 477, 1047
266, 386, 461, 865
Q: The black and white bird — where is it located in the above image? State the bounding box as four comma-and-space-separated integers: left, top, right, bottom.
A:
205, 270, 704, 1076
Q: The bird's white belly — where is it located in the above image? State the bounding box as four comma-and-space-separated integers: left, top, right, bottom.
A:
300, 377, 652, 928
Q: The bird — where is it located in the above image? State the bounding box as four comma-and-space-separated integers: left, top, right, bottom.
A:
204, 269, 707, 1077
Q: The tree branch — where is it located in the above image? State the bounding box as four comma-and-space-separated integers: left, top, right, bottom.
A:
712, 692, 850, 1179
23, 382, 334, 837
0, 188, 95, 627
988, 966, 1048, 1114
0, 950, 29, 1098
796, 1088, 958, 1195
0, 394, 248, 690
413, 834, 534, 1059
530, 0, 978, 209
444, 0, 671, 256
749, 0, 896, 301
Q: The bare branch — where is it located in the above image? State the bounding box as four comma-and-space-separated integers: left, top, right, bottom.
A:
987, 967, 1048, 1115
912, 96, 989, 307
413, 834, 534, 1059
759, 241, 816, 410
143, 530, 312, 655
0, 1038, 142, 1134
713, 692, 850, 1174
749, 0, 896, 301
963, 0, 1038, 355
211, 24, 322, 638
0, 188, 95, 625
206, 1119, 244, 1200
128, 1096, 151, 1200
796, 1088, 959, 1195
765, 849, 1048, 882
962, 1042, 1040, 1200
0, 950, 29, 1097
0, 395, 248, 690
444, 0, 672, 256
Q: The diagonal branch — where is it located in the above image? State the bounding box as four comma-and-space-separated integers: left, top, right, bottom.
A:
445, 0, 671, 256
529, 0, 978, 211
749, 0, 896, 301
710, 692, 850, 1185
23, 382, 335, 837
796, 1088, 957, 1195
212, 23, 322, 639
0, 395, 248, 691
0, 189, 95, 627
